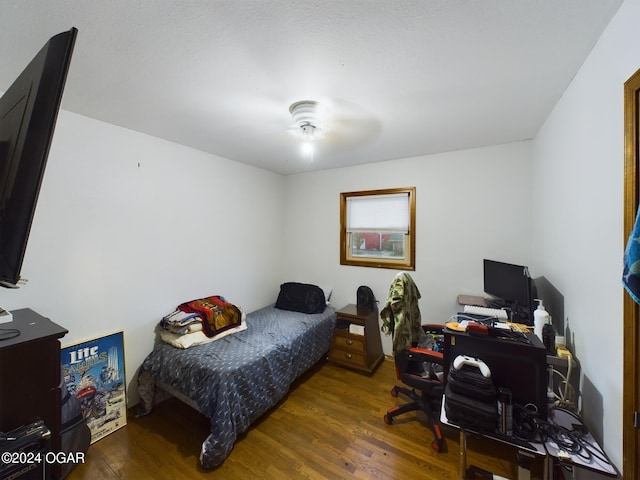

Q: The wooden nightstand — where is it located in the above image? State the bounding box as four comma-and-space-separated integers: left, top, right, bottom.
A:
328, 304, 384, 374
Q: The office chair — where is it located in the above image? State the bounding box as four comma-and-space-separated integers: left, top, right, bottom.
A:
381, 272, 446, 452
383, 325, 445, 451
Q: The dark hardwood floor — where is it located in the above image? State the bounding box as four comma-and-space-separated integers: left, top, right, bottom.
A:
67, 358, 544, 479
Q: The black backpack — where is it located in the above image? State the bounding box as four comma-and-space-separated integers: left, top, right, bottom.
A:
444, 359, 498, 433
356, 285, 377, 312
275, 282, 326, 314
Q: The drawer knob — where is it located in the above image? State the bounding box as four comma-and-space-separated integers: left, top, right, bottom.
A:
345, 353, 352, 359
346, 339, 353, 346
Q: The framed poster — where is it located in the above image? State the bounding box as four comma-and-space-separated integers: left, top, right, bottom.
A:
61, 331, 127, 443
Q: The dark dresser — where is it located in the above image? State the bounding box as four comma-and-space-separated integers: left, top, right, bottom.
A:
0, 308, 68, 473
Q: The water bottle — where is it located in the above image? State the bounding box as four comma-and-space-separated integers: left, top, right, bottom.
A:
533, 299, 549, 343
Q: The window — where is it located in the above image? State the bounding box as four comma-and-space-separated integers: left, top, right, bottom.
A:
340, 187, 415, 270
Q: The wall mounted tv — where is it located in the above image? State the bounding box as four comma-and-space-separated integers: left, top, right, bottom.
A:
0, 28, 77, 288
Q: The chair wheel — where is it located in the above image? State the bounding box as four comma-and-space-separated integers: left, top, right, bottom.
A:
390, 388, 398, 397
431, 439, 443, 452
383, 414, 393, 425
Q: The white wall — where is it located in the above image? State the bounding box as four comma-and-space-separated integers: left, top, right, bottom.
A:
283, 141, 533, 354
0, 110, 286, 403
1, 3, 631, 469
530, 0, 640, 470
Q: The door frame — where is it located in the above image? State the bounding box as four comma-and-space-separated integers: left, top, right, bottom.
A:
623, 67, 640, 480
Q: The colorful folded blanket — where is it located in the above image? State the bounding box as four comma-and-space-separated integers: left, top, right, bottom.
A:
160, 310, 202, 335
178, 295, 243, 338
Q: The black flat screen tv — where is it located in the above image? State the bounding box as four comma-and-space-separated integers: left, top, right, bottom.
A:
0, 28, 77, 288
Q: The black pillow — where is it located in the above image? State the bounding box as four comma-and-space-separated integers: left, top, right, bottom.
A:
275, 282, 326, 314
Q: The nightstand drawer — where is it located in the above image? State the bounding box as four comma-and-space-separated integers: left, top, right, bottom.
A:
328, 348, 367, 368
332, 332, 365, 352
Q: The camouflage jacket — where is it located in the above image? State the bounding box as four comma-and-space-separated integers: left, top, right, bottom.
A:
380, 272, 428, 354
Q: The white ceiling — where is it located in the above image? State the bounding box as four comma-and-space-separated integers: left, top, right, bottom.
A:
0, 0, 623, 175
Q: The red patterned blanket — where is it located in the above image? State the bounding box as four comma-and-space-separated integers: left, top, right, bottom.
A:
178, 296, 242, 338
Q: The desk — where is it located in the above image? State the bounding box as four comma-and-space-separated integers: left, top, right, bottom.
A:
441, 327, 546, 479
440, 401, 547, 480
441, 404, 618, 479
444, 327, 548, 418
441, 388, 617, 480
544, 408, 617, 478
442, 322, 616, 479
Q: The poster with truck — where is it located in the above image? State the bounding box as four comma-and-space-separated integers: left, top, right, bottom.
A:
61, 331, 126, 443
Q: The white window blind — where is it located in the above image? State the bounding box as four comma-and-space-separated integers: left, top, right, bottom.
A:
347, 193, 410, 233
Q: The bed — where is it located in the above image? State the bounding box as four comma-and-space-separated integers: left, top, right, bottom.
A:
136, 289, 336, 469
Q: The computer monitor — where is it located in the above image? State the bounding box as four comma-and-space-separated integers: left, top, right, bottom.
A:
483, 259, 536, 324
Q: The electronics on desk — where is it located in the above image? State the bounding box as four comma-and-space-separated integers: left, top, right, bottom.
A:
456, 294, 487, 307
463, 304, 508, 320
456, 312, 532, 337
444, 328, 548, 420
483, 258, 537, 325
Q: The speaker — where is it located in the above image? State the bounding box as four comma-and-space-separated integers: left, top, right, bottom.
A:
0, 420, 51, 480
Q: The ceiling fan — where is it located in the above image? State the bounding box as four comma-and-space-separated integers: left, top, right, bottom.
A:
287, 98, 380, 161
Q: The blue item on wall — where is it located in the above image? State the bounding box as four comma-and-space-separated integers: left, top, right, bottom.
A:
623, 206, 640, 304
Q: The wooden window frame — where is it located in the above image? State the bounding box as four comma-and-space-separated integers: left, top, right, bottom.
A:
340, 187, 416, 270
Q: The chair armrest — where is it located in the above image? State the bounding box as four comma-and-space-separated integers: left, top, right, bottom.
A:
408, 347, 444, 361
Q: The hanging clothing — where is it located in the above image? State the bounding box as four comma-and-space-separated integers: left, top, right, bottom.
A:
623, 207, 640, 304
380, 272, 429, 354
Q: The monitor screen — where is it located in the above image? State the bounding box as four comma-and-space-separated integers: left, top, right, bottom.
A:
0, 28, 77, 288
483, 259, 535, 323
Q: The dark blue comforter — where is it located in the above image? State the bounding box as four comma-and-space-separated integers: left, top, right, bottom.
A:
137, 304, 336, 468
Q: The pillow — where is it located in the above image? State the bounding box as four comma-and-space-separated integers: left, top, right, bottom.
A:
275, 282, 326, 314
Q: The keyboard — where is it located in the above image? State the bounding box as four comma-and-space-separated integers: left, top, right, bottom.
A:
463, 305, 508, 320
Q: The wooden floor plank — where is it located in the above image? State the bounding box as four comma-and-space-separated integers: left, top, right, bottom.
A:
68, 358, 543, 480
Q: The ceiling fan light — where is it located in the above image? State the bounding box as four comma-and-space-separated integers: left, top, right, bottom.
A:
301, 141, 314, 162
301, 141, 314, 156
301, 123, 315, 140
289, 100, 323, 162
